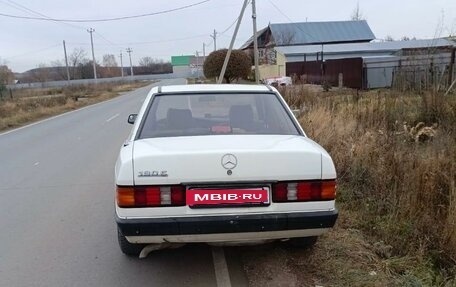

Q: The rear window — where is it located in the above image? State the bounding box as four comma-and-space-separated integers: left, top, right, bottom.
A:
137, 92, 300, 139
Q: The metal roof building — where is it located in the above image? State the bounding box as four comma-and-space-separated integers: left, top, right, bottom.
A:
275, 38, 455, 62
240, 20, 375, 50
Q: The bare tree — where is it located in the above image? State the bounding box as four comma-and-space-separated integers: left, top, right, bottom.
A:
385, 35, 394, 42
351, 2, 364, 21
139, 56, 156, 67
0, 62, 14, 97
31, 63, 50, 83
102, 54, 118, 67
0, 64, 14, 85
136, 57, 171, 75
50, 59, 68, 80
69, 48, 88, 79
273, 30, 296, 46
100, 54, 119, 78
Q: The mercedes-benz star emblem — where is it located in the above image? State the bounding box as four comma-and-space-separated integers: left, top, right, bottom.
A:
221, 154, 238, 170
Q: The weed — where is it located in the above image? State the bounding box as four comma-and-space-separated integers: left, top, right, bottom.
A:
282, 84, 456, 284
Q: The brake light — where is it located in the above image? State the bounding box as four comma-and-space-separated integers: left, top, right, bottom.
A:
116, 185, 186, 207
272, 180, 336, 202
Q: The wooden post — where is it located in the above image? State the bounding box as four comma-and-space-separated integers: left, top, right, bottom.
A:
449, 48, 455, 87
338, 73, 343, 88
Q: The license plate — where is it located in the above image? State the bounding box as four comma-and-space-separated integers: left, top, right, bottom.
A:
186, 187, 269, 207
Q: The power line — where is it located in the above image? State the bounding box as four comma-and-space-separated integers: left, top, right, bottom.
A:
267, 0, 319, 42
267, 0, 294, 23
3, 43, 61, 60
0, 0, 211, 22
121, 34, 209, 46
67, 33, 209, 49
94, 31, 121, 47
219, 17, 238, 35
0, 0, 85, 30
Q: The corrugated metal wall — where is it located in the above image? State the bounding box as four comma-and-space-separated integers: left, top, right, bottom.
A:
286, 58, 363, 89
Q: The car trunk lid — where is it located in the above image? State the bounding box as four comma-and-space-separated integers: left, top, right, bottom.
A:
132, 135, 323, 185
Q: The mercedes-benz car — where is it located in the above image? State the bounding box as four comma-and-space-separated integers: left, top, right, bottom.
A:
115, 84, 338, 256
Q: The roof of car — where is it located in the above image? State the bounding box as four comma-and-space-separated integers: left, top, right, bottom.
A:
151, 84, 273, 94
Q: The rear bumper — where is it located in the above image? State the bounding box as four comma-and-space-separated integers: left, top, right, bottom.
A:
116, 210, 338, 241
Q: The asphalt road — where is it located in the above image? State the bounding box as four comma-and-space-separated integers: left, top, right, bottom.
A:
0, 79, 248, 287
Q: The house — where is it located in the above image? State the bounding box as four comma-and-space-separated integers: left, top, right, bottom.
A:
240, 20, 375, 79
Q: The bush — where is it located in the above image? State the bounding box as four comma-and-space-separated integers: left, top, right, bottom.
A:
203, 49, 251, 83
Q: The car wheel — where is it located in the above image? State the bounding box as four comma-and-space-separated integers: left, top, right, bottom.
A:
117, 227, 145, 256
286, 236, 318, 248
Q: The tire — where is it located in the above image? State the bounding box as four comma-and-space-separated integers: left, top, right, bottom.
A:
117, 227, 145, 256
286, 236, 318, 248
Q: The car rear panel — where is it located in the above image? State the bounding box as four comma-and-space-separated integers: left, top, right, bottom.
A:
116, 134, 336, 219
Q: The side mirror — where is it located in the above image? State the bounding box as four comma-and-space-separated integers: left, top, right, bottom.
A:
127, 114, 137, 124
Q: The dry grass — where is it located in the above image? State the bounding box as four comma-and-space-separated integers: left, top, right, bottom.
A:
289, 85, 455, 285
243, 215, 396, 287
0, 81, 150, 131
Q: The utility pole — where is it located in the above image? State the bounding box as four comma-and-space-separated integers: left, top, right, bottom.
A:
126, 47, 134, 78
63, 40, 70, 82
218, 0, 249, 84
196, 50, 200, 79
252, 0, 260, 84
119, 51, 124, 78
203, 43, 206, 58
210, 29, 217, 52
87, 28, 97, 81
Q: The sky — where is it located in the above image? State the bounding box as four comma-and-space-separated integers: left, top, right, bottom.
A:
1, 0, 455, 73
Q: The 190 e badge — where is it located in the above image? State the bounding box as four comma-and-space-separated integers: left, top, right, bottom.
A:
138, 171, 168, 177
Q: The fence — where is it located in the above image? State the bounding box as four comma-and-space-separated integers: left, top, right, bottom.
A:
285, 48, 456, 91
286, 58, 364, 89
7, 72, 178, 90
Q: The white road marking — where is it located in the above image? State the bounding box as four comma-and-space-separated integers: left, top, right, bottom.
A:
0, 83, 154, 138
211, 246, 232, 287
34, 162, 39, 166
105, 113, 120, 122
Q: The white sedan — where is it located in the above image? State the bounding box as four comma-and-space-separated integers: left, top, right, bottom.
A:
115, 84, 337, 256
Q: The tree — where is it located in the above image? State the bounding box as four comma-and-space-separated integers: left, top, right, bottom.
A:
203, 49, 252, 83
101, 54, 119, 78
31, 63, 50, 83
138, 56, 156, 67
385, 35, 394, 42
0, 63, 14, 98
69, 48, 88, 79
50, 59, 68, 80
351, 2, 364, 21
102, 54, 118, 67
274, 30, 296, 46
0, 64, 14, 85
136, 57, 171, 75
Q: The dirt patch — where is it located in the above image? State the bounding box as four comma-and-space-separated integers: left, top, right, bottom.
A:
242, 213, 395, 287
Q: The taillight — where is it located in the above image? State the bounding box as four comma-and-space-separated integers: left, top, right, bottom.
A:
272, 180, 336, 202
116, 185, 185, 207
